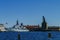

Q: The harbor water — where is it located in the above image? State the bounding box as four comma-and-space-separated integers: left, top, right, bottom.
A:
0, 31, 60, 40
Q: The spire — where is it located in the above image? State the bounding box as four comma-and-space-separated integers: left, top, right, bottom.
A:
16, 19, 19, 25
43, 16, 46, 22
42, 16, 48, 29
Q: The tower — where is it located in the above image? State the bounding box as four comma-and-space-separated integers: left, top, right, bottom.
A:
41, 16, 48, 30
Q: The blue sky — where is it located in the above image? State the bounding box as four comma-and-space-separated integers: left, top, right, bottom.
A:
0, 0, 60, 27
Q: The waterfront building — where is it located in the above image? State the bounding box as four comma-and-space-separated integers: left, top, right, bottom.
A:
0, 24, 7, 31
25, 16, 60, 31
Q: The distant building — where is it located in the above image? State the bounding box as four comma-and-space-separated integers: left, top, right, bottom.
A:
48, 26, 60, 31
0, 24, 7, 31
26, 25, 40, 31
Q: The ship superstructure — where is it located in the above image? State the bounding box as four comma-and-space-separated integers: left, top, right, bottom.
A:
8, 20, 29, 32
